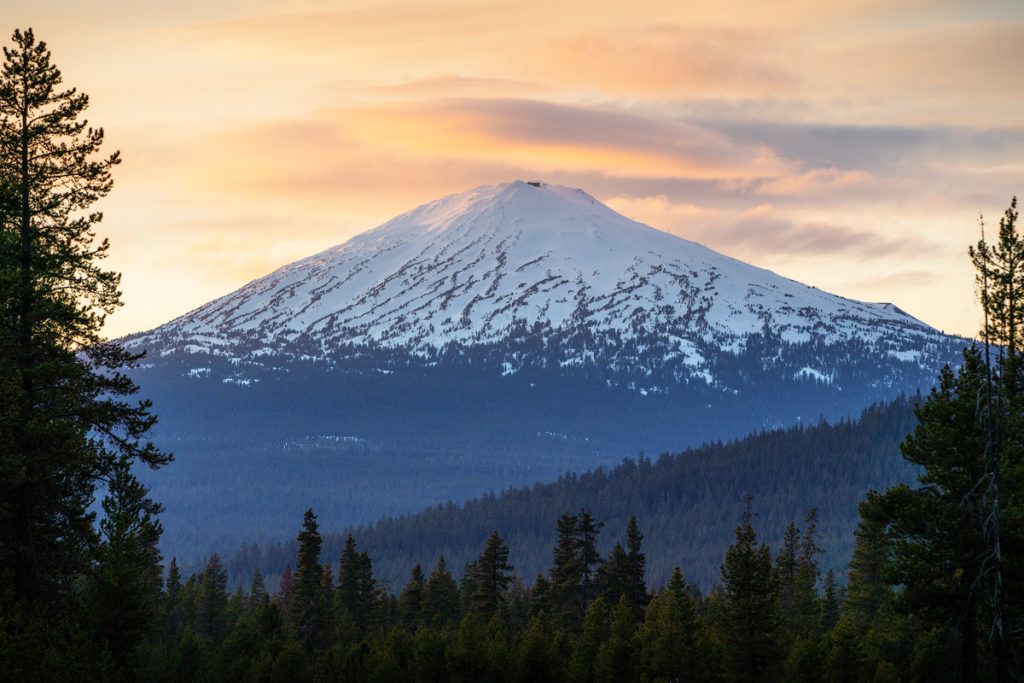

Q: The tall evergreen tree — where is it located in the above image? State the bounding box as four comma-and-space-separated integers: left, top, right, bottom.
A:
549, 510, 604, 629
249, 568, 268, 611
624, 516, 647, 607
88, 459, 164, 674
853, 202, 1024, 680
971, 197, 1024, 395
163, 558, 185, 642
166, 558, 182, 610
337, 534, 377, 631
593, 596, 638, 683
775, 520, 801, 635
196, 554, 229, 641
597, 544, 631, 604
866, 349, 995, 681
969, 196, 1024, 680
570, 596, 612, 683
399, 564, 425, 628
422, 555, 460, 625
549, 511, 581, 627
290, 509, 329, 650
0, 27, 169, 617
793, 509, 821, 638
598, 516, 648, 619
718, 498, 779, 682
529, 574, 551, 617
466, 530, 515, 616
638, 567, 701, 681
843, 510, 891, 632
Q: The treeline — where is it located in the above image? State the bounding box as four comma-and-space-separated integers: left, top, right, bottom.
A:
134, 503, 942, 681
219, 396, 921, 591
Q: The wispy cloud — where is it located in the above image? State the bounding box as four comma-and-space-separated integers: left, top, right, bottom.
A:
605, 196, 938, 258
532, 25, 798, 99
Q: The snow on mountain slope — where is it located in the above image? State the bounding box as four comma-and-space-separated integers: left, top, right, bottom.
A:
130, 181, 940, 374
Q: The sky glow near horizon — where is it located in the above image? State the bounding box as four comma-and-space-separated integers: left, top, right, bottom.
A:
6, 0, 1024, 339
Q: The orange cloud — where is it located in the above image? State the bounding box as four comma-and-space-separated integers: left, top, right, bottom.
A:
811, 21, 1024, 125
605, 195, 940, 258
322, 75, 549, 102
756, 168, 875, 196
185, 97, 795, 199
533, 25, 798, 99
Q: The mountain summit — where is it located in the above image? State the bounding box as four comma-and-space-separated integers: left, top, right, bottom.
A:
132, 180, 939, 389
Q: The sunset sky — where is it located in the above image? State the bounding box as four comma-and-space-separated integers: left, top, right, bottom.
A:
7, 0, 1023, 338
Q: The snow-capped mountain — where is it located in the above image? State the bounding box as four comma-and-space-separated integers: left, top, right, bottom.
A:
130, 180, 945, 389
128, 180, 968, 566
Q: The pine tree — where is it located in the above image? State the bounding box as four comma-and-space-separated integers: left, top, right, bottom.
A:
529, 574, 551, 617
399, 564, 425, 628
596, 517, 648, 620
166, 558, 182, 610
970, 197, 1024, 396
0, 27, 169, 617
597, 543, 631, 605
570, 596, 612, 683
593, 596, 637, 683
337, 534, 377, 631
969, 196, 1024, 680
549, 511, 581, 627
422, 555, 460, 625
623, 516, 648, 612
843, 509, 891, 632
793, 509, 822, 638
249, 569, 268, 611
775, 520, 801, 636
718, 498, 779, 682
164, 558, 185, 641
466, 531, 515, 616
88, 459, 164, 674
196, 554, 229, 641
549, 510, 604, 629
638, 567, 701, 681
867, 350, 992, 681
290, 508, 329, 650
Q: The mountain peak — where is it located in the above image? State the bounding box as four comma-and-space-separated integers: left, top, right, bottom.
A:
130, 182, 939, 381
362, 179, 638, 245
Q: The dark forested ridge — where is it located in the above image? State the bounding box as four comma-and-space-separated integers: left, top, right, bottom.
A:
219, 396, 921, 592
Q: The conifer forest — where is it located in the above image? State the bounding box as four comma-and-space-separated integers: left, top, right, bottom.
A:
1, 24, 1023, 683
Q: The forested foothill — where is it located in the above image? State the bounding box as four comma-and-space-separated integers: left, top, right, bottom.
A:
221, 396, 921, 593
1, 27, 1021, 681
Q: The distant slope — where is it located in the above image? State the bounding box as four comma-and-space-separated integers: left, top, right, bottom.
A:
221, 396, 921, 591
